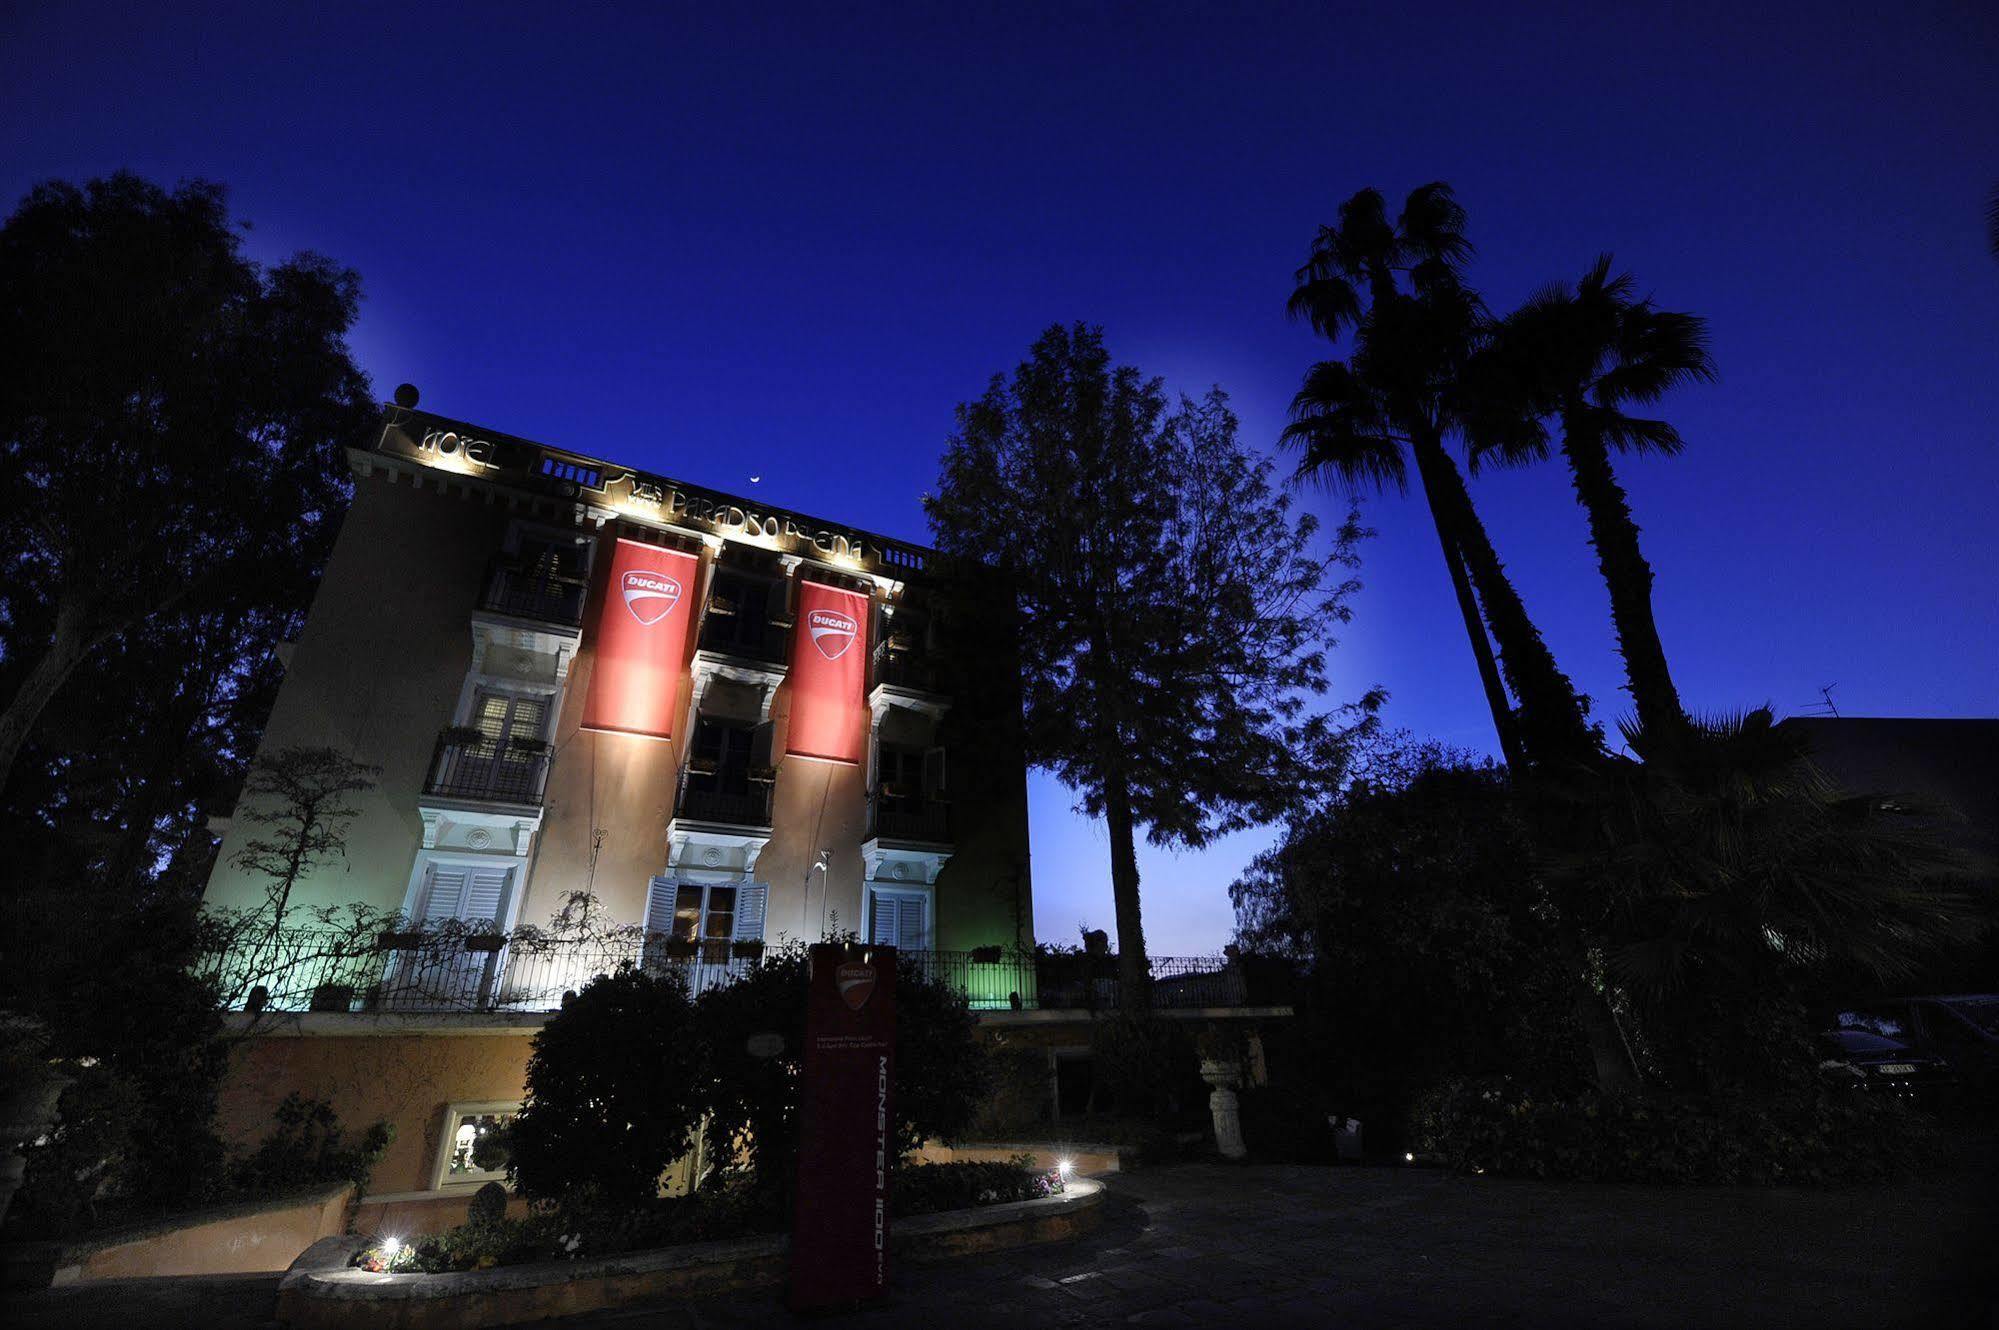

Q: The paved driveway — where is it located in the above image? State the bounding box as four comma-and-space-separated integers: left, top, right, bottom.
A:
9, 1157, 1994, 1329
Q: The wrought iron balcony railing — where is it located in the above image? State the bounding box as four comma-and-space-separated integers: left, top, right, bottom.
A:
866, 794, 951, 844
196, 930, 1280, 1016
424, 732, 552, 806
696, 608, 790, 666
671, 761, 775, 829
478, 559, 589, 627
868, 642, 943, 695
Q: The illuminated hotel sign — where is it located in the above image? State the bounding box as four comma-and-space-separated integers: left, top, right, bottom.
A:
377, 407, 917, 576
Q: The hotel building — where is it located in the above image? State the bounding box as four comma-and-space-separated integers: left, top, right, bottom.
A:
199, 398, 1037, 1224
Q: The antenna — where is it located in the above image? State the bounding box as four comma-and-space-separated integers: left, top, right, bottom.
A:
1804, 684, 1840, 717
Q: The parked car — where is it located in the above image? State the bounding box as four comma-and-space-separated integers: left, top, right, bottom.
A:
1814, 1028, 1953, 1102
1832, 995, 1999, 1102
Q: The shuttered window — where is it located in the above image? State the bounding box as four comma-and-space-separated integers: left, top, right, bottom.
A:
645, 879, 767, 944
869, 890, 929, 951
417, 862, 514, 927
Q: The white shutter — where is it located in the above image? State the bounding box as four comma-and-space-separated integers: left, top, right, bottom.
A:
417, 863, 513, 926
896, 895, 927, 952
733, 883, 767, 941
870, 892, 897, 945
419, 865, 471, 921
645, 877, 677, 938
463, 868, 511, 927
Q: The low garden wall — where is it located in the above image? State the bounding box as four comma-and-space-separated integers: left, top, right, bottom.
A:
49, 1181, 355, 1284
277, 1178, 1104, 1328
914, 1139, 1121, 1177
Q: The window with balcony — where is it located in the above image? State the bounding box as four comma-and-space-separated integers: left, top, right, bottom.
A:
699, 568, 787, 663
642, 879, 767, 984
676, 717, 774, 826
429, 688, 554, 804
482, 529, 593, 625
871, 743, 948, 842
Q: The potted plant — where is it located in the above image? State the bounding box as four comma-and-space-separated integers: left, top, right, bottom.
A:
687, 756, 720, 776
663, 938, 699, 960
377, 928, 426, 951
706, 596, 738, 617
969, 944, 1004, 963
463, 933, 509, 953
506, 734, 551, 757
731, 939, 765, 960
309, 983, 356, 1013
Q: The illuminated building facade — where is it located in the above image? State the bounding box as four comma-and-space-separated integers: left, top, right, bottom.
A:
198, 398, 1034, 1220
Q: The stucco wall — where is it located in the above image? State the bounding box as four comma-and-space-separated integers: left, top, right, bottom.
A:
52, 1182, 353, 1282
204, 470, 511, 918
217, 1028, 536, 1198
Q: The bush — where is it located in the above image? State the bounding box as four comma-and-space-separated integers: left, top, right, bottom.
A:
1086, 1014, 1198, 1118
697, 941, 988, 1198
468, 1181, 508, 1225
1409, 1075, 1939, 1185
508, 966, 706, 1207
1237, 1085, 1338, 1164
228, 1093, 390, 1198
893, 1156, 1061, 1216
969, 1038, 1052, 1136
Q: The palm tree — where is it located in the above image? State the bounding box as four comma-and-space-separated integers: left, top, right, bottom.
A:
1471, 256, 1714, 745
1285, 186, 1596, 772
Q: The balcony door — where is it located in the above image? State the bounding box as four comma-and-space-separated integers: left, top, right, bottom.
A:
683, 718, 772, 824
396, 860, 516, 1008
466, 689, 550, 801
643, 878, 767, 991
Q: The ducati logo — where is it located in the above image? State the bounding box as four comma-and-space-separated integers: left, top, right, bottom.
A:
808, 608, 858, 661
621, 570, 683, 626
836, 962, 877, 1011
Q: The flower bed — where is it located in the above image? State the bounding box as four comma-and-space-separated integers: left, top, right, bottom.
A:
279, 1177, 1103, 1329
351, 1158, 1062, 1274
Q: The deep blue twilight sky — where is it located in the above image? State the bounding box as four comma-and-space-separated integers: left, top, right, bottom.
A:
7, 3, 1995, 952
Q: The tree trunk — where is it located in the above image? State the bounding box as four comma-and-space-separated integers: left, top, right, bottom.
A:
1100, 761, 1152, 1012
0, 596, 100, 797
1411, 438, 1596, 767
1560, 417, 1687, 745
1559, 927, 1643, 1095
1417, 487, 1521, 771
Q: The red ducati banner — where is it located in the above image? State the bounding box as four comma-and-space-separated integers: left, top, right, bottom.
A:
785, 580, 869, 763
791, 942, 897, 1311
580, 538, 699, 738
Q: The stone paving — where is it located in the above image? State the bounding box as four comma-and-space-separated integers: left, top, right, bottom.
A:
8, 1156, 1994, 1329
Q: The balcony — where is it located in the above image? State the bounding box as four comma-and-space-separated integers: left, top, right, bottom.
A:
868, 640, 942, 695
424, 731, 551, 807
867, 793, 950, 845
478, 559, 589, 627
671, 761, 774, 830
696, 606, 790, 668
199, 929, 1283, 1017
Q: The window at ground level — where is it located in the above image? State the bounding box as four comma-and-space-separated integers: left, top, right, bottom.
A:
435, 1102, 520, 1190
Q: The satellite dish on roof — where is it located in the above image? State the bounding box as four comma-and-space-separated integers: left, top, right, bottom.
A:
393, 383, 420, 409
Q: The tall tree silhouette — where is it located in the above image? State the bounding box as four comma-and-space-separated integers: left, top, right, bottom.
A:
1470, 255, 1715, 744
928, 326, 1360, 1005
0, 173, 372, 793
1284, 185, 1596, 770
